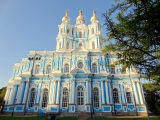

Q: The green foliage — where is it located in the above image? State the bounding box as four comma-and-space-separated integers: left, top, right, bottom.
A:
102, 0, 160, 91
0, 87, 6, 106
143, 86, 160, 116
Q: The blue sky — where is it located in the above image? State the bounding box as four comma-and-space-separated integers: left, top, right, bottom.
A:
0, 0, 115, 88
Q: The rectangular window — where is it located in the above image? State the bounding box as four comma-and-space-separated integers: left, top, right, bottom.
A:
126, 92, 132, 103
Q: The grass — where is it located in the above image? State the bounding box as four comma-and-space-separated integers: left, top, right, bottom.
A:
0, 116, 78, 120
87, 118, 159, 120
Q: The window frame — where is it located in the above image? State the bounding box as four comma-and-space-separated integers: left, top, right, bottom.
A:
62, 88, 68, 108
113, 88, 119, 103
93, 87, 99, 108
79, 32, 82, 38
46, 65, 51, 74
126, 91, 132, 104
28, 88, 36, 108
41, 89, 48, 108
64, 64, 69, 73
35, 65, 40, 74
92, 63, 97, 73
92, 41, 95, 49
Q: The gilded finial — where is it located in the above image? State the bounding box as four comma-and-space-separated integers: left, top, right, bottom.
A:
79, 10, 82, 15
93, 10, 96, 16
65, 10, 68, 16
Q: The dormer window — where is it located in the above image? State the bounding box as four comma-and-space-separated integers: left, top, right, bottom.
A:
67, 29, 69, 35
79, 32, 82, 38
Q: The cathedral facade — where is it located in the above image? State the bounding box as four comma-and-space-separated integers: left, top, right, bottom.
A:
4, 10, 147, 116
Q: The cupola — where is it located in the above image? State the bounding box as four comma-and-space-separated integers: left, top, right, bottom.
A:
76, 10, 85, 24
62, 10, 70, 23
90, 11, 99, 23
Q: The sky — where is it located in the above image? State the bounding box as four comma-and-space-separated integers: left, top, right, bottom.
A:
0, 0, 115, 88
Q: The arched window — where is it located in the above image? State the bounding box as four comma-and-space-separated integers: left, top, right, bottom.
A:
113, 88, 119, 103
67, 29, 69, 35
29, 88, 36, 107
92, 41, 95, 49
41, 89, 48, 107
66, 42, 69, 49
109, 66, 115, 74
93, 88, 99, 107
92, 63, 97, 73
62, 88, 68, 107
64, 64, 69, 73
79, 32, 82, 38
59, 41, 61, 49
126, 89, 132, 103
77, 86, 84, 105
92, 28, 94, 34
46, 65, 51, 74
35, 65, 40, 74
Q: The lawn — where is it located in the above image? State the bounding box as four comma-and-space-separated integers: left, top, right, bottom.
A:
0, 116, 77, 120
87, 118, 159, 120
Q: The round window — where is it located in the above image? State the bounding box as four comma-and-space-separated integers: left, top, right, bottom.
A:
78, 62, 83, 69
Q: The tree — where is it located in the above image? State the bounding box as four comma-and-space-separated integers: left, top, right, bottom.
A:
144, 87, 160, 116
102, 0, 160, 91
0, 87, 6, 112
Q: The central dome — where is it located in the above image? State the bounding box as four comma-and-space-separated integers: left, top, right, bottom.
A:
76, 10, 85, 24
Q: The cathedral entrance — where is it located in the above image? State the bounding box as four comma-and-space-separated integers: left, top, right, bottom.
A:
77, 86, 84, 111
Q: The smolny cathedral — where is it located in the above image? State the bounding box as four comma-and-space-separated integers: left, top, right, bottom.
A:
3, 10, 147, 116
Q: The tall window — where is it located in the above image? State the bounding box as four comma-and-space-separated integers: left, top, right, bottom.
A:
61, 28, 63, 34
59, 41, 61, 49
92, 41, 95, 49
67, 29, 69, 35
92, 28, 94, 34
62, 88, 68, 107
93, 88, 99, 107
92, 63, 97, 73
35, 65, 40, 74
79, 43, 82, 48
66, 42, 69, 49
46, 65, 51, 74
113, 88, 119, 103
79, 32, 82, 38
110, 66, 115, 74
29, 88, 36, 107
126, 90, 132, 103
64, 64, 69, 73
77, 86, 84, 105
41, 89, 48, 107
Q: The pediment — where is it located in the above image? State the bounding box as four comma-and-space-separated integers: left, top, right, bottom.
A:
70, 67, 91, 75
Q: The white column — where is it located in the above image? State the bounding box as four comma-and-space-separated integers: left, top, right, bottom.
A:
108, 81, 112, 104
36, 82, 42, 103
120, 82, 125, 104
18, 81, 25, 104
16, 84, 22, 103
86, 79, 89, 103
137, 82, 144, 104
8, 89, 13, 105
132, 81, 139, 104
56, 80, 60, 104
4, 88, 9, 105
53, 81, 56, 104
5, 88, 11, 105
101, 80, 105, 104
69, 81, 72, 104
10, 85, 17, 104
72, 79, 75, 103
105, 80, 109, 104
22, 81, 29, 104
49, 81, 53, 104
89, 79, 91, 104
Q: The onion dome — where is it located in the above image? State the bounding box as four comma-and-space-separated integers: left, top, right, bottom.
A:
90, 11, 99, 23
76, 10, 85, 24
62, 10, 70, 23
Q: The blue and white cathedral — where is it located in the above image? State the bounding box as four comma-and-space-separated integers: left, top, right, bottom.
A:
4, 10, 147, 116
